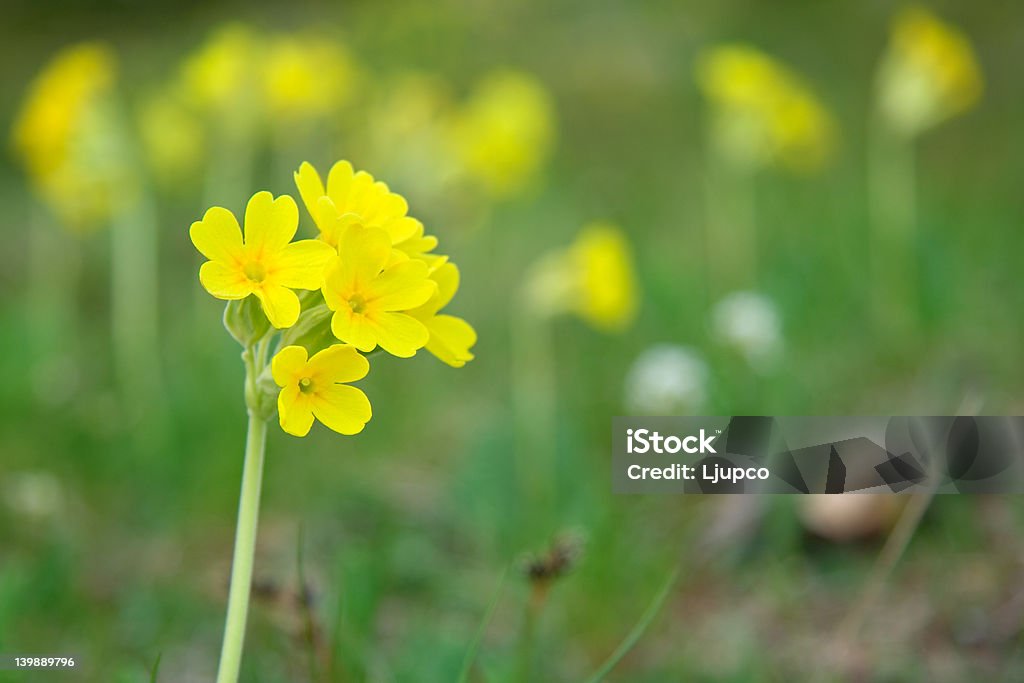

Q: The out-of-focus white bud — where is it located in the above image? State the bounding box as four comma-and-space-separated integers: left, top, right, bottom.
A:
712, 291, 783, 371
625, 344, 709, 414
3, 471, 63, 520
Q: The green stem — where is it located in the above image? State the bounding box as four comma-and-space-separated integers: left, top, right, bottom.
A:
511, 308, 558, 531
704, 147, 757, 297
868, 119, 917, 339
27, 204, 79, 364
216, 348, 269, 683
581, 565, 679, 683
111, 190, 161, 404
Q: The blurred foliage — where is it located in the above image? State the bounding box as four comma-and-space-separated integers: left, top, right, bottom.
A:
1, 1, 1024, 681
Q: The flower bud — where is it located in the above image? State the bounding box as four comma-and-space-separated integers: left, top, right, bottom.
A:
223, 295, 271, 347
279, 302, 334, 355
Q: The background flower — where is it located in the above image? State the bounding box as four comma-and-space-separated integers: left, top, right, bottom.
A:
624, 344, 708, 415
876, 6, 983, 137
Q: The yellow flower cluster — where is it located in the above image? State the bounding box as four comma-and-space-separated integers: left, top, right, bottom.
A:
876, 6, 982, 136
178, 24, 357, 128
524, 222, 638, 332
11, 42, 120, 229
191, 160, 476, 437
695, 45, 835, 172
447, 70, 556, 198
360, 69, 556, 202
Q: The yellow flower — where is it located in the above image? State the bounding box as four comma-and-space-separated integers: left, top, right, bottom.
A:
11, 42, 120, 229
877, 6, 982, 136
12, 42, 116, 181
695, 45, 834, 172
321, 224, 437, 357
272, 344, 371, 436
524, 223, 638, 332
180, 24, 260, 119
190, 191, 335, 329
408, 263, 477, 367
263, 35, 357, 121
448, 70, 556, 197
294, 161, 422, 248
138, 90, 205, 183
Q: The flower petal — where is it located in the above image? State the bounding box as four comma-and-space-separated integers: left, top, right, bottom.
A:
199, 261, 253, 299
278, 384, 315, 436
272, 345, 309, 387
322, 255, 353, 311
311, 384, 371, 435
244, 191, 299, 258
315, 196, 345, 246
432, 262, 461, 311
294, 162, 326, 229
254, 283, 301, 329
339, 224, 392, 288
425, 314, 477, 368
367, 260, 436, 311
365, 311, 429, 358
381, 215, 422, 245
306, 344, 370, 384
325, 159, 355, 206
268, 239, 336, 290
330, 309, 378, 352
190, 206, 244, 263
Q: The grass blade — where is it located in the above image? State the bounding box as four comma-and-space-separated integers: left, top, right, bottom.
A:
456, 568, 508, 683
581, 565, 679, 683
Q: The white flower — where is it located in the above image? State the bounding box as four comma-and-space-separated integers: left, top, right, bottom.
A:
625, 344, 708, 414
712, 291, 783, 370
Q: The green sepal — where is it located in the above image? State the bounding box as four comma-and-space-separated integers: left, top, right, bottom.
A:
223, 296, 271, 347
279, 302, 335, 356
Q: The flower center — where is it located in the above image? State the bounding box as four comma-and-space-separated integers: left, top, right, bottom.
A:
348, 293, 367, 314
298, 377, 314, 394
243, 261, 267, 283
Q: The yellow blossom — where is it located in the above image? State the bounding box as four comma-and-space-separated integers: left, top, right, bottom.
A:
407, 263, 477, 367
448, 70, 556, 197
263, 35, 357, 121
138, 90, 205, 183
12, 42, 115, 181
11, 42, 119, 228
877, 6, 982, 136
695, 45, 834, 172
190, 191, 335, 329
294, 161, 422, 248
180, 24, 260, 119
321, 223, 437, 357
525, 223, 638, 332
272, 344, 371, 436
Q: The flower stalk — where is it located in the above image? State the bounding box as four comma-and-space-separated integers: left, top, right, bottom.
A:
216, 344, 269, 683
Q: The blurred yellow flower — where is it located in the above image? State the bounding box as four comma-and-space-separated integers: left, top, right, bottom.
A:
190, 191, 335, 329
272, 344, 371, 436
525, 222, 638, 332
876, 6, 982, 136
11, 42, 119, 228
180, 24, 260, 119
695, 45, 835, 172
408, 263, 477, 367
138, 90, 205, 183
294, 161, 422, 247
263, 35, 357, 122
448, 70, 556, 197
322, 223, 436, 357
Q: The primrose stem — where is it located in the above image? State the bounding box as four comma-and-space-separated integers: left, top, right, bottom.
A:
215, 347, 268, 683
